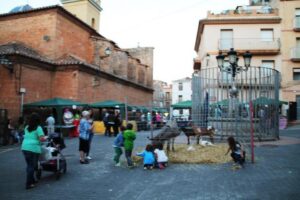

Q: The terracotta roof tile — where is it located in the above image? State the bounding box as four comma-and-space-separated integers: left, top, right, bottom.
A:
0, 42, 55, 64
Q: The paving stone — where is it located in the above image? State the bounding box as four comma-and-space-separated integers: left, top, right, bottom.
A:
0, 128, 299, 200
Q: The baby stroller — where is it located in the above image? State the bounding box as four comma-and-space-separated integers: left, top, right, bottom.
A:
36, 132, 67, 180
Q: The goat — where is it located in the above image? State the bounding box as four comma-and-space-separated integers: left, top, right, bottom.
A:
181, 126, 215, 145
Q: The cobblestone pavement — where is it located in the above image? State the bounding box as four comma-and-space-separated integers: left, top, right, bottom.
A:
0, 128, 300, 200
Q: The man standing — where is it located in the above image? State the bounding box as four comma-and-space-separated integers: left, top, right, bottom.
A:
46, 114, 55, 135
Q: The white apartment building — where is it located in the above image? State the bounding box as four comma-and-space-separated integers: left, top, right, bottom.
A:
172, 77, 192, 104
194, 3, 281, 72
194, 0, 300, 120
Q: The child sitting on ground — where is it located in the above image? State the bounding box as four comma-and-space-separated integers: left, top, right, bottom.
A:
113, 126, 125, 167
225, 136, 246, 169
154, 142, 168, 169
136, 144, 155, 170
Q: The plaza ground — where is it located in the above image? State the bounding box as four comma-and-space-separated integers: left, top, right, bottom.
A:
0, 127, 300, 200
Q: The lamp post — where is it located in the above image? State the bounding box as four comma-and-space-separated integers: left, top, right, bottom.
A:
216, 48, 252, 80
20, 88, 26, 116
100, 47, 112, 59
216, 48, 252, 117
0, 55, 13, 65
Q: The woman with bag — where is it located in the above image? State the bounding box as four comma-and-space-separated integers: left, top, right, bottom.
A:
21, 113, 48, 189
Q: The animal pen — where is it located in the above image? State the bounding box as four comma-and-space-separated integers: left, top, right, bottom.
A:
192, 66, 280, 142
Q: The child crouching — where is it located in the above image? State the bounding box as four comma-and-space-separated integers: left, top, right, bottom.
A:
136, 144, 155, 170
154, 142, 168, 169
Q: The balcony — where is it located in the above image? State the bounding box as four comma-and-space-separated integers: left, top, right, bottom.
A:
218, 38, 280, 55
294, 16, 300, 31
291, 47, 300, 62
207, 7, 279, 19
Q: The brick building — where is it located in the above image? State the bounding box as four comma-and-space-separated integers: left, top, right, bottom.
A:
0, 6, 153, 121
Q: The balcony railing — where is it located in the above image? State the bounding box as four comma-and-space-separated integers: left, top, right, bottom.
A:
291, 47, 300, 61
294, 16, 300, 31
208, 7, 279, 18
219, 38, 280, 54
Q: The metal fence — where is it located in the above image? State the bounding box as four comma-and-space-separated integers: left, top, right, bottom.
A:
192, 66, 280, 141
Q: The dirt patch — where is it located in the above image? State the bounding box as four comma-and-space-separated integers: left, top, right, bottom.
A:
168, 144, 231, 164
133, 144, 231, 165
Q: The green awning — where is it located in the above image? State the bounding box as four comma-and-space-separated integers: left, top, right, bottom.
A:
24, 97, 87, 126
280, 100, 288, 105
211, 99, 230, 106
171, 100, 192, 109
90, 100, 125, 108
24, 97, 87, 107
252, 97, 278, 106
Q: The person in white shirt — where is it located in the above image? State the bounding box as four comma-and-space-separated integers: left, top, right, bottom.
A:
154, 142, 168, 169
46, 114, 55, 134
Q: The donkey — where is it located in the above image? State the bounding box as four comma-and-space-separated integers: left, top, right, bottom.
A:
148, 120, 181, 153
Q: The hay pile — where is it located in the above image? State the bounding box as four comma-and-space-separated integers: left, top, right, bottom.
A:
133, 143, 231, 165
168, 144, 231, 164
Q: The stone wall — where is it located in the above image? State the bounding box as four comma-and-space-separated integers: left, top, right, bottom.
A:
125, 47, 154, 87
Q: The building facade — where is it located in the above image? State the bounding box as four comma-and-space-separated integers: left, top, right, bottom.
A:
0, 6, 153, 120
194, 0, 300, 119
153, 80, 167, 108
194, 3, 281, 72
163, 84, 172, 109
172, 77, 192, 104
277, 0, 300, 120
152, 80, 172, 109
61, 0, 102, 32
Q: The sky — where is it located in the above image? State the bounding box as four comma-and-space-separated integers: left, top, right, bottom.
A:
0, 0, 248, 84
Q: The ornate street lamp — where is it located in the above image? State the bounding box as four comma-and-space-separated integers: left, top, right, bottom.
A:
216, 48, 252, 117
216, 48, 252, 80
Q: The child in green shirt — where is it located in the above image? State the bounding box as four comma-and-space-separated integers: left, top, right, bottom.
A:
123, 123, 136, 167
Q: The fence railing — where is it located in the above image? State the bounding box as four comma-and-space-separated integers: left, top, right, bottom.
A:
219, 38, 280, 51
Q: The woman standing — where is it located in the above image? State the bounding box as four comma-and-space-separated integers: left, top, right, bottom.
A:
21, 113, 47, 189
79, 110, 92, 164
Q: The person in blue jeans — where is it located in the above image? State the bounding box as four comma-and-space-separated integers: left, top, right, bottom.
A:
21, 113, 48, 189
113, 126, 125, 166
86, 110, 94, 160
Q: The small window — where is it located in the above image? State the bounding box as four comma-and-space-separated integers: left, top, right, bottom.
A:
220, 29, 233, 50
293, 68, 300, 80
91, 18, 95, 28
297, 38, 300, 47
261, 60, 275, 69
261, 29, 273, 42
166, 92, 170, 99
178, 95, 183, 103
295, 8, 300, 16
178, 82, 183, 91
